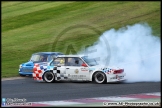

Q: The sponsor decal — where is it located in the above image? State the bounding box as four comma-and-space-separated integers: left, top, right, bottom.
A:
102, 68, 115, 74
70, 75, 86, 78
75, 69, 79, 74
81, 68, 88, 72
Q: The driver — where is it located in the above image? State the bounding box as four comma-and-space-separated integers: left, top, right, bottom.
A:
41, 56, 47, 62
59, 58, 65, 64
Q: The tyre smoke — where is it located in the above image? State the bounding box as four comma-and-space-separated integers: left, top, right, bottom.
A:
78, 23, 160, 83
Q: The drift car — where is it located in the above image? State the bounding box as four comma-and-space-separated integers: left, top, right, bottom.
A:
33, 55, 126, 83
19, 52, 64, 76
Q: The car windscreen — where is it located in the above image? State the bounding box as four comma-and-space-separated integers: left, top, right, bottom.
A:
30, 54, 48, 62
81, 56, 98, 66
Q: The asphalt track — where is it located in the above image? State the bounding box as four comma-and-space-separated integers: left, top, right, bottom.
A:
1, 77, 161, 103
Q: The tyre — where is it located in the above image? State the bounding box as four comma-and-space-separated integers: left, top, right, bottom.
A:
94, 72, 106, 84
43, 72, 55, 83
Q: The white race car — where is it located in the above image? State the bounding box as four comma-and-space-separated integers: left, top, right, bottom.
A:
33, 55, 126, 84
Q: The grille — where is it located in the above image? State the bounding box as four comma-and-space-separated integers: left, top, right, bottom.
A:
21, 68, 33, 72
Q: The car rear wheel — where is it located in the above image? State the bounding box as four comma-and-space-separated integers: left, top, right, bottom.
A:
94, 72, 106, 84
43, 72, 55, 83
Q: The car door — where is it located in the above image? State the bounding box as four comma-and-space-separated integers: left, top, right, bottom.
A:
51, 57, 68, 81
65, 57, 90, 81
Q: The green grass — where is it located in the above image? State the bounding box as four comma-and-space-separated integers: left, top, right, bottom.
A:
2, 1, 161, 78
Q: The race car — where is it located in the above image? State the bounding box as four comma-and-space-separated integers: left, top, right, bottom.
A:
33, 55, 126, 83
19, 52, 64, 76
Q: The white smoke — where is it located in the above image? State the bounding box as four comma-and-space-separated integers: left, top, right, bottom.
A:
78, 23, 161, 83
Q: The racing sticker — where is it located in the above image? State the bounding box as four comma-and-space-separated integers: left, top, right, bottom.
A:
69, 75, 86, 79
102, 68, 115, 74
75, 69, 79, 74
81, 68, 88, 72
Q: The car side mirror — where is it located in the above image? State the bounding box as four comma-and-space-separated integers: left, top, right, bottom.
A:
53, 56, 57, 60
82, 63, 88, 67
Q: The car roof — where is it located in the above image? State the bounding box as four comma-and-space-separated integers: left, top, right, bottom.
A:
56, 55, 85, 58
33, 52, 63, 54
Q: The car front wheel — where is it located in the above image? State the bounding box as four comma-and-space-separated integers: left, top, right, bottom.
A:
94, 72, 106, 84
43, 72, 55, 83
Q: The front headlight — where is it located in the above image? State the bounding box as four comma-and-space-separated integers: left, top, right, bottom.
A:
19, 64, 22, 68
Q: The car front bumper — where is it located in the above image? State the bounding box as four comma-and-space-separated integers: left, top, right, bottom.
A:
19, 72, 33, 75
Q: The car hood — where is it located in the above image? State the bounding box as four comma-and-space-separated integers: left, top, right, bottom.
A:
21, 61, 34, 66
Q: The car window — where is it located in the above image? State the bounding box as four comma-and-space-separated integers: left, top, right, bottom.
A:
40, 55, 48, 62
30, 54, 41, 62
66, 57, 84, 66
48, 55, 56, 62
50, 57, 65, 66
81, 56, 98, 66
30, 54, 48, 62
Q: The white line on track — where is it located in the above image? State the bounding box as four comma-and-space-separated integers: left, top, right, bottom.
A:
1, 77, 27, 81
